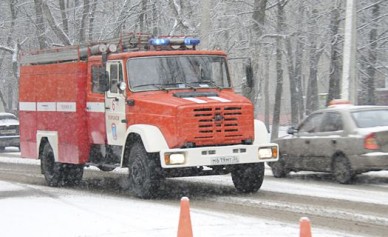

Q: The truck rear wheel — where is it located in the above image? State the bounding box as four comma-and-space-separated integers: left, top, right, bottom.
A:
231, 163, 265, 193
128, 141, 162, 199
63, 164, 84, 186
40, 143, 63, 187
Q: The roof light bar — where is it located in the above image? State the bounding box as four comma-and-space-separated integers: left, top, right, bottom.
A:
149, 38, 170, 46
184, 38, 200, 46
148, 37, 200, 48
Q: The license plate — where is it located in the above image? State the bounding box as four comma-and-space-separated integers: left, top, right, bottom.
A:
0, 129, 16, 135
211, 156, 239, 165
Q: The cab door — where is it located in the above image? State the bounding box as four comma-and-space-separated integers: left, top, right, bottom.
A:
105, 61, 127, 146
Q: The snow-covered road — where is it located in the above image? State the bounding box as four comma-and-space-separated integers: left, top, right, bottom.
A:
1, 149, 387, 237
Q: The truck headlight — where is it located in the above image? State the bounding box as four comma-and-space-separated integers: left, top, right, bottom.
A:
164, 153, 186, 165
258, 146, 278, 159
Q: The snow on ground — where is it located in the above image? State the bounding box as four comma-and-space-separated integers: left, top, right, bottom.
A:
0, 180, 358, 237
0, 151, 365, 237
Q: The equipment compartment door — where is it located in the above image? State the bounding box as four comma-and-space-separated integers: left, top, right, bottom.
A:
105, 61, 126, 146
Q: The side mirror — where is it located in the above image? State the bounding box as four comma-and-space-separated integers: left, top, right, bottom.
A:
99, 68, 109, 92
118, 81, 127, 91
245, 62, 253, 88
287, 126, 298, 135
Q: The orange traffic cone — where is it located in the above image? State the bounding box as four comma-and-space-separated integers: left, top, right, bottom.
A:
299, 217, 312, 237
177, 197, 193, 237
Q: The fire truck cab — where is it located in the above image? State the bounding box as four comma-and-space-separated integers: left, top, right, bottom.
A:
19, 33, 278, 198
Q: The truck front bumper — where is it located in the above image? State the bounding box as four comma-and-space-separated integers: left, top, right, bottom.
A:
160, 143, 278, 168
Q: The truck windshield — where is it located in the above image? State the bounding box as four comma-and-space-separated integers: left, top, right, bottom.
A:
127, 55, 230, 91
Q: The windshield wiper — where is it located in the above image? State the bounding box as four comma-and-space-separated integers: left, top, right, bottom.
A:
131, 83, 167, 91
188, 80, 223, 90
162, 82, 197, 90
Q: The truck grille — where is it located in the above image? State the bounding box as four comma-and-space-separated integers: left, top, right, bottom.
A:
194, 107, 241, 138
178, 105, 253, 146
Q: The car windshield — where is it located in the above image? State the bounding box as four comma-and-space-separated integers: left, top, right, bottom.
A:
351, 109, 388, 128
126, 55, 230, 91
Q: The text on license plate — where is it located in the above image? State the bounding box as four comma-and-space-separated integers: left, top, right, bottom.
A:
211, 156, 239, 165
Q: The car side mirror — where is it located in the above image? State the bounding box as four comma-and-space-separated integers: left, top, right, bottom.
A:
287, 127, 298, 135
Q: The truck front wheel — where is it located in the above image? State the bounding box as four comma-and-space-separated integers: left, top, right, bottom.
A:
128, 141, 162, 199
40, 143, 63, 187
231, 163, 265, 193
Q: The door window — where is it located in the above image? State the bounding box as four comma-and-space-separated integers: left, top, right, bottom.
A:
321, 112, 343, 132
91, 65, 105, 94
109, 63, 123, 94
298, 113, 324, 134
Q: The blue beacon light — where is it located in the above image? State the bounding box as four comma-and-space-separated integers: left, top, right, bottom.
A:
184, 38, 200, 46
149, 38, 170, 46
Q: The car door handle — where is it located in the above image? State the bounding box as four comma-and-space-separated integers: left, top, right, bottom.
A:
305, 140, 310, 144
332, 139, 337, 144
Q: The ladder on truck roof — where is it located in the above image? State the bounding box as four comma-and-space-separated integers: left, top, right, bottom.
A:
21, 32, 151, 65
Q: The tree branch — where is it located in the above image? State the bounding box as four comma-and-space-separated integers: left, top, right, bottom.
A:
41, 0, 71, 45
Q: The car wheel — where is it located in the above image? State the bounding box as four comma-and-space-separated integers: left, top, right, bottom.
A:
332, 154, 353, 184
269, 154, 288, 178
63, 164, 84, 186
128, 141, 163, 199
231, 163, 265, 193
40, 143, 64, 187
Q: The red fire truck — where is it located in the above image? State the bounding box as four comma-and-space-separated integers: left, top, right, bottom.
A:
19, 33, 278, 198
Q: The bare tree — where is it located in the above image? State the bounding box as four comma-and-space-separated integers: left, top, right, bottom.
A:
59, 0, 69, 36
88, 0, 98, 41
169, 0, 195, 35
79, 0, 90, 43
271, 0, 286, 141
0, 0, 19, 111
326, 2, 343, 105
363, 1, 380, 104
305, 8, 325, 114
34, 0, 48, 49
284, 0, 305, 126
242, 0, 268, 106
41, 0, 71, 45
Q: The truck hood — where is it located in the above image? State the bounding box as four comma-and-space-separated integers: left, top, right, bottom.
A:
127, 89, 254, 148
129, 89, 251, 107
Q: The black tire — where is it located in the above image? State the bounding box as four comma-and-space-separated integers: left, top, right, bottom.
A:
128, 141, 162, 199
40, 143, 63, 187
231, 163, 265, 193
269, 155, 288, 178
63, 164, 84, 186
332, 154, 353, 184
